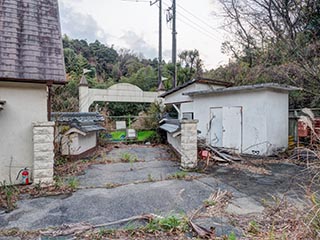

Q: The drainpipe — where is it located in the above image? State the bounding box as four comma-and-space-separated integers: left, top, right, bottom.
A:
173, 104, 181, 119
47, 81, 53, 121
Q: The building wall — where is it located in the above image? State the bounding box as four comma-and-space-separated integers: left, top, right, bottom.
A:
78, 132, 97, 154
0, 82, 47, 184
61, 132, 97, 156
265, 91, 289, 154
190, 90, 288, 155
167, 133, 182, 155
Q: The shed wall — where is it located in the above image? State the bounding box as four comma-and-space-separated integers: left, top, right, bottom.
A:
265, 91, 289, 154
61, 132, 97, 156
0, 82, 47, 183
190, 90, 288, 155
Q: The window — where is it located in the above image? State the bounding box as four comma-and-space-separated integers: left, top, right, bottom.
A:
182, 112, 194, 120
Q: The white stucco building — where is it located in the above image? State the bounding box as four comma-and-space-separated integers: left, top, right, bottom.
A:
160, 78, 299, 156
0, 0, 65, 184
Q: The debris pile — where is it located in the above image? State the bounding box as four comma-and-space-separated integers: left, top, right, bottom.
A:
198, 138, 241, 166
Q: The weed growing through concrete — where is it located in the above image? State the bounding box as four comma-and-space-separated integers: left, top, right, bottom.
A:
121, 152, 137, 163
53, 176, 64, 188
228, 232, 237, 240
203, 199, 216, 207
0, 181, 18, 211
147, 174, 154, 182
98, 228, 114, 237
168, 171, 187, 180
55, 157, 67, 166
68, 178, 79, 190
247, 220, 260, 235
144, 214, 189, 233
308, 193, 320, 236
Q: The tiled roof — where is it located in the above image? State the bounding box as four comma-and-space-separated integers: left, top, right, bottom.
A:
51, 112, 105, 123
0, 0, 66, 83
52, 112, 105, 133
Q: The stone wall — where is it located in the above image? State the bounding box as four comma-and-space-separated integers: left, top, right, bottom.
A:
33, 122, 55, 184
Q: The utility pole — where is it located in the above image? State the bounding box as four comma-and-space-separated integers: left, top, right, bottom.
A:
150, 0, 162, 88
172, 0, 177, 87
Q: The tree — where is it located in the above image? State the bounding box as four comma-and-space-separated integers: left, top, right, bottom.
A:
177, 49, 203, 85
212, 0, 320, 107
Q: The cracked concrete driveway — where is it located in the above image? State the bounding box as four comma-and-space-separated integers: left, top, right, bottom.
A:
0, 145, 311, 238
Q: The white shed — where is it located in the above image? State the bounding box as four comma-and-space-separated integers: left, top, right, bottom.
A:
52, 112, 105, 159
161, 80, 300, 156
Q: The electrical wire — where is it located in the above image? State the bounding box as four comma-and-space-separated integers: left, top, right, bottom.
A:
177, 16, 221, 42
162, 1, 223, 42
176, 2, 225, 33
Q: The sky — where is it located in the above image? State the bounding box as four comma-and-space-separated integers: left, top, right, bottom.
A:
58, 0, 230, 70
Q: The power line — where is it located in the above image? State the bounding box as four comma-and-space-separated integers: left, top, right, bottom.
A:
163, 1, 223, 42
163, 0, 225, 40
177, 15, 220, 42
122, 0, 164, 87
176, 2, 225, 33
177, 10, 223, 41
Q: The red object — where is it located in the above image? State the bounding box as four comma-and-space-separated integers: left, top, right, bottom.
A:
200, 150, 210, 159
16, 168, 29, 185
298, 120, 308, 137
22, 169, 29, 184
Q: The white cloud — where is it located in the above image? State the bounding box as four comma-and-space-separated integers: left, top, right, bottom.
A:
57, 0, 230, 69
120, 31, 157, 59
59, 1, 110, 43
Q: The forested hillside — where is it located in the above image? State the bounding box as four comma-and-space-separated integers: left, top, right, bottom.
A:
52, 35, 204, 112
205, 0, 320, 108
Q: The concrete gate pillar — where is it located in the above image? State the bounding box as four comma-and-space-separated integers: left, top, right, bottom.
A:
180, 119, 199, 170
79, 75, 90, 112
33, 122, 55, 184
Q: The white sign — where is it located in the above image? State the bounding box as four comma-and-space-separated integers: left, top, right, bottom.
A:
116, 121, 126, 130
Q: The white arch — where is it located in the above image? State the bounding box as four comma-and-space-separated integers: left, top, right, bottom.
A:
79, 83, 162, 112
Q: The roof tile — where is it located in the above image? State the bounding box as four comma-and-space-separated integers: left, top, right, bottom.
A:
0, 0, 66, 83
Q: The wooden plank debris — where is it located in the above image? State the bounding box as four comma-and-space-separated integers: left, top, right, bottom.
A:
198, 139, 242, 165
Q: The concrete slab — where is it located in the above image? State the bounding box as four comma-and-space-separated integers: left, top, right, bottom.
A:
104, 145, 176, 162
226, 197, 264, 215
208, 162, 309, 205
0, 145, 311, 239
77, 160, 179, 187
1, 180, 217, 230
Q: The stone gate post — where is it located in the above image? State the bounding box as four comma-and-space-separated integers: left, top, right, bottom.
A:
180, 119, 198, 170
33, 122, 55, 184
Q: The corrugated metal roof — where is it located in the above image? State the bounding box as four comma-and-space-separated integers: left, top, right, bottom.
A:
159, 77, 233, 98
0, 0, 66, 83
184, 83, 301, 96
160, 123, 180, 133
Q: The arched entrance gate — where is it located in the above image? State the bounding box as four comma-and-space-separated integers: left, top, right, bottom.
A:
79, 76, 162, 112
